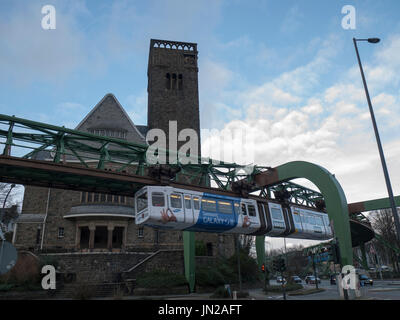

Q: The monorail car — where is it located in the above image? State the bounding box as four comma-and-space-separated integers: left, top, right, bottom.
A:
134, 186, 333, 240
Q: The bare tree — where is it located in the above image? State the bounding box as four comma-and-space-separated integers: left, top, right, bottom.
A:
0, 183, 22, 234
370, 209, 400, 272
0, 183, 21, 208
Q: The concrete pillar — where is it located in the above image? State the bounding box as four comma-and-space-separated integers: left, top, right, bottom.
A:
123, 223, 128, 250
75, 225, 81, 250
107, 225, 114, 251
89, 225, 95, 251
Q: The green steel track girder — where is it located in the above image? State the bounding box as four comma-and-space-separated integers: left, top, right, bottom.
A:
255, 161, 353, 267
348, 196, 400, 214
0, 113, 271, 191
183, 231, 195, 293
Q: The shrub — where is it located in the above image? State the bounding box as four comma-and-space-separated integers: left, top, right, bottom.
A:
196, 267, 226, 287
0, 284, 14, 292
136, 270, 188, 289
227, 249, 259, 283
264, 283, 303, 293
6, 253, 40, 285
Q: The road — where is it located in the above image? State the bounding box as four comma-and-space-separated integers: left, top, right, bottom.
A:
261, 279, 400, 300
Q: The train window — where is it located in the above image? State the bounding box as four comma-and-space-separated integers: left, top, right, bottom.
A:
170, 194, 182, 208
241, 204, 247, 215
271, 207, 283, 220
184, 196, 192, 209
316, 217, 324, 226
193, 197, 200, 210
152, 192, 165, 207
136, 192, 148, 212
248, 205, 256, 217
309, 216, 316, 225
202, 198, 217, 212
218, 201, 233, 214
293, 214, 301, 223
273, 221, 285, 229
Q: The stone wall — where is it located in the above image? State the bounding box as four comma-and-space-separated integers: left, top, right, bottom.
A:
39, 252, 152, 283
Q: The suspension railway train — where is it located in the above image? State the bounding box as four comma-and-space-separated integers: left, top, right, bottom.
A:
134, 186, 333, 240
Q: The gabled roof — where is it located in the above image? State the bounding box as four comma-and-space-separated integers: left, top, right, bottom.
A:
75, 93, 147, 144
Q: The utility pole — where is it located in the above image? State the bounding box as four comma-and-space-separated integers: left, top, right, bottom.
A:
235, 234, 242, 293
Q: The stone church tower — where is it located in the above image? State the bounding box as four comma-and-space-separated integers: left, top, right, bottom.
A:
147, 39, 201, 156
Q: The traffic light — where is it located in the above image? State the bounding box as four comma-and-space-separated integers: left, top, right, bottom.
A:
328, 243, 341, 264
279, 258, 286, 272
261, 263, 265, 273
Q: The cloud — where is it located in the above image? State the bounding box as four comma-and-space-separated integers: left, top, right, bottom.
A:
201, 33, 400, 204
280, 5, 304, 34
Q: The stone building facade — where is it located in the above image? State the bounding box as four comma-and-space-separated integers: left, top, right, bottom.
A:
13, 40, 235, 275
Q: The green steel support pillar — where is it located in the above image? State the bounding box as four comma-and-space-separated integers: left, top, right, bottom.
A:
256, 236, 266, 267
255, 161, 353, 267
183, 231, 195, 293
359, 243, 369, 270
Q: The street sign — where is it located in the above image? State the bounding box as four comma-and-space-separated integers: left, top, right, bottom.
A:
0, 241, 17, 275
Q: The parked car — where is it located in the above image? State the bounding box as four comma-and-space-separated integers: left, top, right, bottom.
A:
291, 276, 302, 284
305, 275, 321, 284
359, 274, 373, 286
276, 276, 286, 284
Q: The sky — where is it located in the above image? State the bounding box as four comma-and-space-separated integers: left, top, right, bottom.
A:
1, 0, 400, 249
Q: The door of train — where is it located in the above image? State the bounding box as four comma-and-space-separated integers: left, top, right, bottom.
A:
169, 192, 185, 223
183, 194, 194, 224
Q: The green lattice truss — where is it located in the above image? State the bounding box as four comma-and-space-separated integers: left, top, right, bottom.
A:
0, 113, 329, 203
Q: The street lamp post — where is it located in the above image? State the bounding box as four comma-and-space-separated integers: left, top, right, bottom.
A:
353, 37, 400, 243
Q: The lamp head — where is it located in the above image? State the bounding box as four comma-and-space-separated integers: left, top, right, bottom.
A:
367, 38, 380, 43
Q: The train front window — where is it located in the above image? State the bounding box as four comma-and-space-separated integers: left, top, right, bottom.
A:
271, 207, 283, 220
218, 201, 233, 214
170, 194, 182, 208
136, 192, 148, 212
248, 205, 256, 217
152, 192, 165, 207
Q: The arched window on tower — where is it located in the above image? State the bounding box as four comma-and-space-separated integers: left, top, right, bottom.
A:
172, 73, 177, 90
178, 74, 183, 90
165, 73, 171, 90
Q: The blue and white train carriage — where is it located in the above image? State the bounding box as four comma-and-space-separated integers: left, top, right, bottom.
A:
134, 186, 333, 240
